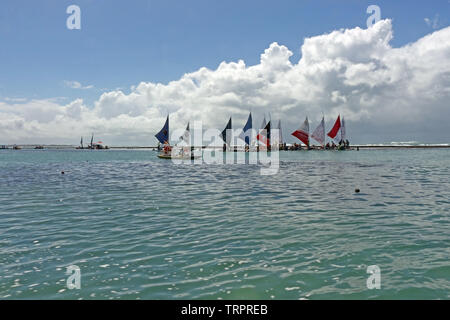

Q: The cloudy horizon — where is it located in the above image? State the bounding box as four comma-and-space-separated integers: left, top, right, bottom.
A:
1, 10, 450, 146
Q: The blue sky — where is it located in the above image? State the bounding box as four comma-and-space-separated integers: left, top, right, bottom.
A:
1, 0, 448, 104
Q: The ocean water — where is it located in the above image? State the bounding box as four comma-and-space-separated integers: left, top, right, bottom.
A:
0, 148, 449, 300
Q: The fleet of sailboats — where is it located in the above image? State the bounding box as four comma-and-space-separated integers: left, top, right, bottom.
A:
154, 113, 349, 158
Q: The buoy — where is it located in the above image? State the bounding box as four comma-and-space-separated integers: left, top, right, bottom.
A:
61, 171, 65, 175
355, 188, 360, 193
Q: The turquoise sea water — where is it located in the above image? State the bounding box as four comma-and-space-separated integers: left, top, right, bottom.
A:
0, 149, 449, 300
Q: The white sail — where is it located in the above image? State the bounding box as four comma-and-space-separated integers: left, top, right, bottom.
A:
299, 117, 309, 135
292, 117, 310, 146
341, 117, 346, 141
311, 117, 325, 146
179, 122, 190, 144
271, 120, 282, 147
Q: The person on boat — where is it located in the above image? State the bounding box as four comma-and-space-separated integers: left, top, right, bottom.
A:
325, 143, 330, 150
331, 141, 336, 149
345, 139, 350, 149
163, 144, 172, 155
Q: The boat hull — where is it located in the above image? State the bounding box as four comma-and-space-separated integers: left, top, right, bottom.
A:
157, 154, 201, 160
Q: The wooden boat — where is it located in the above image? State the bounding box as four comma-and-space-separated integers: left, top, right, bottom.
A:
157, 153, 201, 160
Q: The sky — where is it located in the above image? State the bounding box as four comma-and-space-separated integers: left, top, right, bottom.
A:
0, 0, 449, 145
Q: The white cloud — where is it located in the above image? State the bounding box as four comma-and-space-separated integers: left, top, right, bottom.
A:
64, 80, 94, 90
424, 15, 440, 29
2, 97, 28, 103
1, 20, 450, 145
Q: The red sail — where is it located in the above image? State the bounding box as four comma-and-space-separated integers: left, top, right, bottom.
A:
327, 115, 341, 139
257, 121, 271, 146
292, 117, 309, 146
292, 130, 309, 146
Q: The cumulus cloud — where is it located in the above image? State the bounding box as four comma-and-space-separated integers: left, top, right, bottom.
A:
1, 20, 450, 145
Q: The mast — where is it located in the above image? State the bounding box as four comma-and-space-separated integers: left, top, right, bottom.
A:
321, 112, 325, 148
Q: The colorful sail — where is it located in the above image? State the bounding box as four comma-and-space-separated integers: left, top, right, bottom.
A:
221, 117, 232, 145
327, 115, 341, 140
257, 121, 271, 146
238, 113, 252, 145
155, 115, 169, 144
311, 117, 325, 146
292, 117, 309, 146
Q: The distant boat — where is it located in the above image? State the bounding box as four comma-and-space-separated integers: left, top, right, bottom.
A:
157, 153, 200, 160
327, 115, 341, 142
311, 116, 325, 148
221, 117, 232, 151
257, 120, 271, 150
86, 134, 109, 149
76, 136, 84, 149
155, 115, 199, 159
239, 112, 252, 149
292, 117, 310, 148
274, 119, 284, 150
155, 115, 172, 158
34, 145, 44, 149
13, 145, 22, 150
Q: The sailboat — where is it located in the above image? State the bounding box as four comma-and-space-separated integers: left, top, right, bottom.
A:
87, 133, 109, 149
327, 115, 341, 143
292, 117, 310, 149
272, 120, 284, 150
156, 115, 171, 158
278, 120, 283, 149
156, 116, 200, 159
239, 112, 252, 151
327, 115, 347, 150
76, 136, 84, 149
256, 120, 271, 151
311, 116, 326, 149
221, 117, 232, 151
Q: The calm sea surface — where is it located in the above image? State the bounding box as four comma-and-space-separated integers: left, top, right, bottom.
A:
0, 149, 449, 299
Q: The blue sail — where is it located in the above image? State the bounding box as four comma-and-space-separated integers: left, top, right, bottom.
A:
155, 115, 169, 144
239, 113, 252, 145
221, 117, 232, 145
